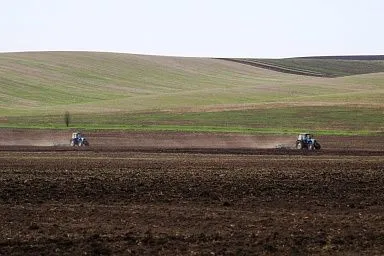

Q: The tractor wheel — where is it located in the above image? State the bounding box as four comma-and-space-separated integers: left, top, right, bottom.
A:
78, 142, 83, 147
70, 140, 75, 147
296, 141, 303, 149
314, 142, 321, 150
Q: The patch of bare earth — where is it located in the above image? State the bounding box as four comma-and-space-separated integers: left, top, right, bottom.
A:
0, 129, 383, 150
0, 130, 383, 255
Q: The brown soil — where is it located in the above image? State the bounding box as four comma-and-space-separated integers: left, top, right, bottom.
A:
1, 129, 383, 150
0, 129, 383, 255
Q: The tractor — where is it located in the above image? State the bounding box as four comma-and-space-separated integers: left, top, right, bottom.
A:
296, 133, 321, 150
70, 132, 89, 147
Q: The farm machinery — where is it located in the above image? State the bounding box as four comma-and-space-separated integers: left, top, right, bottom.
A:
296, 133, 321, 150
70, 132, 89, 147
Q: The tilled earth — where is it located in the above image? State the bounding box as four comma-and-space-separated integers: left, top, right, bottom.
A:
0, 130, 383, 255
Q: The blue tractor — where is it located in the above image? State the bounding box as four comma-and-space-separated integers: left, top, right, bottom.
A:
296, 133, 321, 150
70, 132, 89, 147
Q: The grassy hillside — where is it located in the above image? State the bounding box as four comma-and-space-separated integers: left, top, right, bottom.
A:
222, 56, 384, 77
0, 52, 383, 134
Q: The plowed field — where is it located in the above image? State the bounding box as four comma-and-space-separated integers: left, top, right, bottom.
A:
0, 130, 383, 255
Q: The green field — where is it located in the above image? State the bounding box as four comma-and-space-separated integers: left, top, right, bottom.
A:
0, 52, 383, 135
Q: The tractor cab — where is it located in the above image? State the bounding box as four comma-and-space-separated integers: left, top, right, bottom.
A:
72, 132, 82, 139
298, 133, 312, 142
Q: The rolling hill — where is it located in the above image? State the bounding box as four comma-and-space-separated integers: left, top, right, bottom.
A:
220, 55, 384, 77
0, 52, 383, 134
